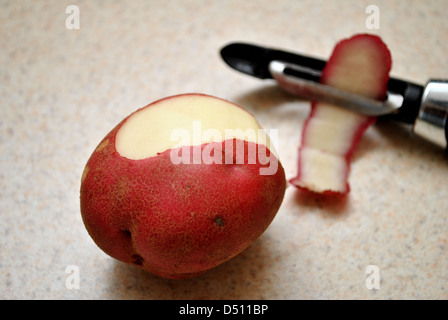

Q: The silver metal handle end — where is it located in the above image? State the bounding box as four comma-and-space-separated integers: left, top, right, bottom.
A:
413, 80, 448, 149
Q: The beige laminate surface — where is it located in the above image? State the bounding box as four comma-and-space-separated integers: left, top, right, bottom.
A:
1, 0, 447, 299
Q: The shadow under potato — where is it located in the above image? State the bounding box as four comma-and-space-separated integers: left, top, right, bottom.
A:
108, 233, 280, 299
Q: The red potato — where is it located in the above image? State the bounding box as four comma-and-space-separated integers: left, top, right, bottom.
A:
290, 34, 392, 195
80, 93, 286, 279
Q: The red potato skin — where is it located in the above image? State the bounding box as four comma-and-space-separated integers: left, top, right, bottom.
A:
80, 98, 286, 279
290, 34, 392, 195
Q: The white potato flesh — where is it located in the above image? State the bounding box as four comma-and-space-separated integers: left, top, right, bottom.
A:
115, 94, 272, 160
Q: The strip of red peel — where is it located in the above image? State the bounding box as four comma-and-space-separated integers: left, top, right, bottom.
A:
290, 107, 374, 196
290, 34, 391, 195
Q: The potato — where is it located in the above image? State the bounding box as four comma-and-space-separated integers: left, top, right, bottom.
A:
80, 94, 286, 279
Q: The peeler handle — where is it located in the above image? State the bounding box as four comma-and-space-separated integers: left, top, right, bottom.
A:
413, 80, 448, 149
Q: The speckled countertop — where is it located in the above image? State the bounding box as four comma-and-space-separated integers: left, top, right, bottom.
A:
1, 0, 447, 299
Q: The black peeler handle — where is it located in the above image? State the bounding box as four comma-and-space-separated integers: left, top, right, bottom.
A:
220, 43, 448, 149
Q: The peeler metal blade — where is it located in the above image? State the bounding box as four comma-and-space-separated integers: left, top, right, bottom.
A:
269, 60, 403, 116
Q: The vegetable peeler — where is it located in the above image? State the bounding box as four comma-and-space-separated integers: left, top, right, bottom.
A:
220, 42, 448, 149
